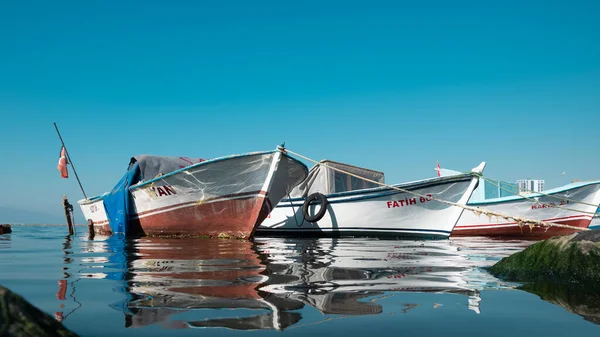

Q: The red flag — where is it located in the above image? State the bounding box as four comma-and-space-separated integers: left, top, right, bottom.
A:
57, 146, 69, 178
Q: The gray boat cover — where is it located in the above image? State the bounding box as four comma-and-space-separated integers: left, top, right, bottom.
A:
133, 155, 206, 181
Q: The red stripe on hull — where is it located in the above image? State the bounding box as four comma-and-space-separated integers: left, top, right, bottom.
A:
451, 218, 591, 238
95, 224, 113, 236
129, 196, 265, 238
133, 190, 266, 218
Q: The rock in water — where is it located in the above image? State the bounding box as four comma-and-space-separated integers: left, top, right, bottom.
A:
0, 285, 78, 336
0, 224, 11, 235
488, 229, 600, 286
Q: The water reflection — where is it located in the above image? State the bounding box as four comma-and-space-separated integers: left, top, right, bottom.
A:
0, 233, 10, 249
76, 236, 529, 331
55, 235, 83, 323
256, 238, 531, 317
123, 238, 301, 330
519, 282, 600, 325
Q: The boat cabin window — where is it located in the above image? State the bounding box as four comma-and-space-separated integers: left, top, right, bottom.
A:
333, 172, 379, 193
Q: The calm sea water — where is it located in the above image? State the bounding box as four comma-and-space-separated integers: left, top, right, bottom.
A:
1, 225, 599, 336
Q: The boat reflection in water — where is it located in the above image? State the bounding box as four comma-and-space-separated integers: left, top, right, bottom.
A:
0, 233, 10, 249
108, 236, 531, 330
123, 238, 302, 330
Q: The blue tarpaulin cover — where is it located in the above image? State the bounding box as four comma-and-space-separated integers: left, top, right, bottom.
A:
100, 155, 205, 234
102, 161, 141, 234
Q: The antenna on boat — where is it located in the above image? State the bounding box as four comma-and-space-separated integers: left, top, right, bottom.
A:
54, 122, 88, 199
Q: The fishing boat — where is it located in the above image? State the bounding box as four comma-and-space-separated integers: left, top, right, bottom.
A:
254, 160, 486, 239
78, 145, 308, 238
452, 180, 600, 237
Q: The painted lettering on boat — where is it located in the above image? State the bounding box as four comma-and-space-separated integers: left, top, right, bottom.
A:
150, 185, 177, 197
90, 204, 99, 213
531, 200, 569, 210
386, 194, 433, 208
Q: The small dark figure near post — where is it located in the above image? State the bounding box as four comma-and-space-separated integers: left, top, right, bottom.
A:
87, 219, 95, 240
62, 195, 74, 236
0, 224, 11, 234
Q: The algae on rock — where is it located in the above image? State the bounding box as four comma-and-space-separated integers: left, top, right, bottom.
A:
0, 285, 78, 337
488, 230, 600, 287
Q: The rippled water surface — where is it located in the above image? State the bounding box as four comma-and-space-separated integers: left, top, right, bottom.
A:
1, 225, 599, 336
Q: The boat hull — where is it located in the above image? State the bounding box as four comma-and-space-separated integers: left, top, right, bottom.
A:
130, 191, 269, 238
79, 198, 112, 235
255, 174, 481, 239
452, 181, 600, 238
79, 150, 308, 238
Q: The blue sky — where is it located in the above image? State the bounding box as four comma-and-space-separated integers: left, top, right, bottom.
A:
1, 0, 599, 223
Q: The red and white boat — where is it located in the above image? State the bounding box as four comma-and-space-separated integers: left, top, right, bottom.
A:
78, 146, 308, 238
453, 180, 600, 238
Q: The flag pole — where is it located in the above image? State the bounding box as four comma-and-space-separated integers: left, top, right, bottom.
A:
54, 122, 88, 199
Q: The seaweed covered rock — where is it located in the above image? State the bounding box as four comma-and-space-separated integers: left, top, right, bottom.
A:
0, 285, 78, 336
489, 229, 600, 286
0, 224, 11, 235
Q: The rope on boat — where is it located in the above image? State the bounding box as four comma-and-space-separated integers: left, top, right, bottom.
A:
283, 149, 591, 233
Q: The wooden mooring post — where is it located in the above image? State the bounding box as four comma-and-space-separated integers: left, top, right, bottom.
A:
62, 195, 74, 236
0, 224, 11, 234
87, 219, 95, 240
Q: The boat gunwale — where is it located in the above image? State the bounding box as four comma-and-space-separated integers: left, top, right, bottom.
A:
282, 173, 477, 203
467, 180, 600, 206
78, 148, 309, 204
254, 226, 452, 238
131, 149, 277, 190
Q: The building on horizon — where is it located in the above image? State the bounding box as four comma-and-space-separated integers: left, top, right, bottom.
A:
516, 179, 545, 193
471, 178, 519, 202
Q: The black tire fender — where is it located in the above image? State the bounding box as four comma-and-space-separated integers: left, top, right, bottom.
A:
302, 192, 329, 222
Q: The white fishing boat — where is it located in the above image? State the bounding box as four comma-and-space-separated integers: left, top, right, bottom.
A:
254, 160, 486, 239
453, 180, 600, 237
78, 145, 308, 238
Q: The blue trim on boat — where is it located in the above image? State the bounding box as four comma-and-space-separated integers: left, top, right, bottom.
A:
131, 150, 277, 190
256, 227, 451, 234
283, 174, 475, 203
467, 180, 600, 206
81, 148, 309, 202
78, 192, 109, 205
254, 227, 451, 239
279, 189, 411, 206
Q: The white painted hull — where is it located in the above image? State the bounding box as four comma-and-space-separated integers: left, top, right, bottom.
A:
454, 181, 600, 237
79, 197, 109, 226
255, 173, 481, 239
